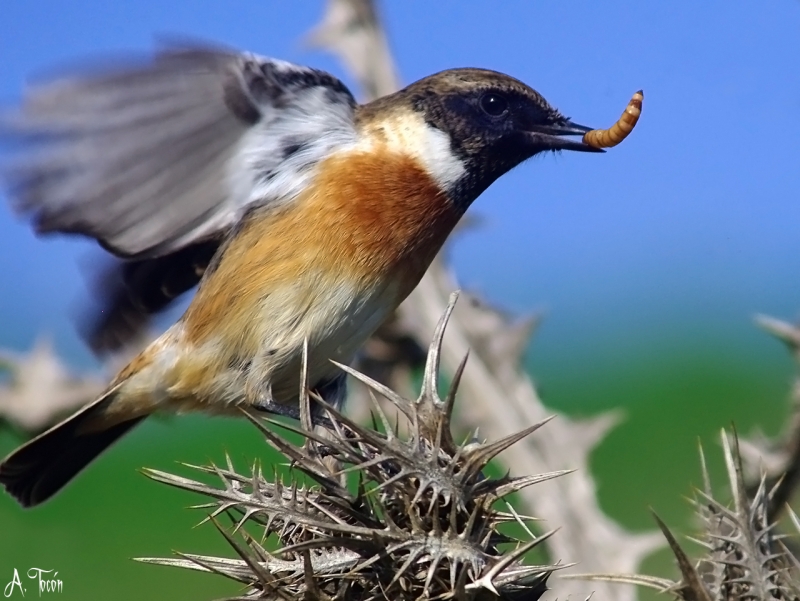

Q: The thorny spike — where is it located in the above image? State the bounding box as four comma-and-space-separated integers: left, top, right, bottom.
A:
329, 360, 413, 420
212, 461, 238, 494
197, 502, 237, 527
421, 291, 460, 402
240, 530, 272, 563
502, 499, 538, 540
423, 552, 443, 596
768, 472, 786, 502
429, 350, 470, 457
481, 469, 574, 501
789, 505, 800, 534
722, 428, 747, 518
366, 390, 393, 438
301, 551, 321, 601
164, 552, 276, 591
697, 439, 711, 496
135, 553, 220, 575
209, 516, 275, 586
461, 416, 556, 480
462, 497, 485, 538
443, 350, 469, 417
471, 530, 559, 594
250, 463, 264, 502
453, 563, 469, 600
563, 572, 676, 592
233, 508, 260, 534
650, 511, 714, 601
299, 337, 313, 434
387, 547, 425, 590
256, 412, 352, 462
449, 556, 458, 591
140, 467, 219, 495
240, 411, 351, 496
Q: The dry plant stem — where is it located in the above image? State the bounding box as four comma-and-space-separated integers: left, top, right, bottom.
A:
739, 315, 800, 522
305, 0, 399, 100
403, 262, 663, 589
309, 2, 662, 600
138, 296, 571, 601
0, 338, 104, 432
569, 430, 800, 601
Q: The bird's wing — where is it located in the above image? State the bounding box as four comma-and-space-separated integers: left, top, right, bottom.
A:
2, 45, 358, 258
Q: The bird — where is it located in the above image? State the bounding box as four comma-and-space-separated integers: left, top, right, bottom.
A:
0, 44, 602, 507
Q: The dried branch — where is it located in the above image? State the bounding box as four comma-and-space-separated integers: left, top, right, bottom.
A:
739, 314, 800, 521
0, 338, 104, 432
570, 430, 800, 601
305, 0, 400, 99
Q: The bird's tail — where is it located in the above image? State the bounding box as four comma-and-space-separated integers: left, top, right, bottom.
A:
0, 386, 145, 507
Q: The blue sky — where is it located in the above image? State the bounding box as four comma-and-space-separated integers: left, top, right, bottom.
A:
1, 1, 799, 375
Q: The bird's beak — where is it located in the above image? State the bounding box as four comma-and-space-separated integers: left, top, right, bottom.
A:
527, 120, 605, 153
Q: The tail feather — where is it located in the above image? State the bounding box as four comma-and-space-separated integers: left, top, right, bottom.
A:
0, 388, 145, 507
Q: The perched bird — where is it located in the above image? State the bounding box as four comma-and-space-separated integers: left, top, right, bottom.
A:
0, 45, 601, 507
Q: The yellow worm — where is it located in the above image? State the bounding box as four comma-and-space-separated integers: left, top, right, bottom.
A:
583, 90, 643, 148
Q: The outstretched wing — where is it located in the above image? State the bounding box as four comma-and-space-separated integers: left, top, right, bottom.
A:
2, 45, 358, 259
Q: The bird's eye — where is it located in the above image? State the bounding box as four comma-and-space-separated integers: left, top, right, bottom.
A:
480, 93, 509, 117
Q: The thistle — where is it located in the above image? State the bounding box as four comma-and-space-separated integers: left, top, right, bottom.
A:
136, 294, 572, 601
572, 430, 800, 601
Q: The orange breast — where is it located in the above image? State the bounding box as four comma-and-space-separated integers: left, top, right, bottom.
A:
305, 150, 461, 288
182, 149, 461, 345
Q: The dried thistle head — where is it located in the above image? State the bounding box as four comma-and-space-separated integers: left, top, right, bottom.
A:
137, 293, 571, 601
572, 429, 800, 601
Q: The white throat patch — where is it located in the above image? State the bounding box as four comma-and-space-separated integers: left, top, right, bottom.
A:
356, 111, 466, 192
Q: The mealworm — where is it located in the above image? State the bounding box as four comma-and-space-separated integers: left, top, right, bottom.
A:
583, 90, 643, 148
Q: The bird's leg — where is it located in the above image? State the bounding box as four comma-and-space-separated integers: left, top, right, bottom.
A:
254, 402, 303, 421
308, 373, 349, 482
250, 375, 348, 429
250, 383, 304, 419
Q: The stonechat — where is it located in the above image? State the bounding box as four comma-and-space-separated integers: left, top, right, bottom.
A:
0, 45, 601, 506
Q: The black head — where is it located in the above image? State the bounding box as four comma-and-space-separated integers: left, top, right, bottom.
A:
362, 68, 601, 210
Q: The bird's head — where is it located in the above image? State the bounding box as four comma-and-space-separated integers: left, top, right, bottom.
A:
357, 68, 602, 211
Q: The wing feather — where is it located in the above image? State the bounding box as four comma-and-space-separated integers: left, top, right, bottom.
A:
3, 44, 358, 258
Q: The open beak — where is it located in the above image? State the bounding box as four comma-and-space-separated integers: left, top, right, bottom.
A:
528, 120, 605, 153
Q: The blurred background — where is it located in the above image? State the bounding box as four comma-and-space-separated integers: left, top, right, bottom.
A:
0, 1, 799, 599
